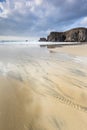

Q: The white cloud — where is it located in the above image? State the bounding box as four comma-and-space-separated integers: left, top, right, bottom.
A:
0, 0, 12, 18
34, 0, 43, 6
0, 2, 10, 18
67, 0, 75, 3
80, 17, 87, 26
0, 0, 87, 39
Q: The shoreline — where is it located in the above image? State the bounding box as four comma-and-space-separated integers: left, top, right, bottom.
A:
47, 43, 87, 56
40, 42, 87, 48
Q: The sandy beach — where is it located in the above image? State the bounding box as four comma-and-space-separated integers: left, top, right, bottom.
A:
0, 43, 87, 130
49, 43, 87, 56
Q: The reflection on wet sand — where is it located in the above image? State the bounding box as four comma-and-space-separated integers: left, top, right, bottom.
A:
0, 44, 87, 130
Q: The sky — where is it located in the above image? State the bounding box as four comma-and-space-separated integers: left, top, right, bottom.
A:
0, 0, 87, 40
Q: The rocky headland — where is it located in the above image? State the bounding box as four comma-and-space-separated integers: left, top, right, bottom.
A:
39, 27, 87, 42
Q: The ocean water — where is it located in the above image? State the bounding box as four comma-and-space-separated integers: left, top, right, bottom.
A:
0, 42, 87, 130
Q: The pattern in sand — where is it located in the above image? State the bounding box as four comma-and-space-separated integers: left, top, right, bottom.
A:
0, 44, 87, 130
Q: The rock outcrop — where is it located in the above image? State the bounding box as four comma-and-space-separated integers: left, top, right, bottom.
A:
39, 37, 47, 42
65, 28, 87, 42
39, 27, 87, 42
47, 32, 66, 42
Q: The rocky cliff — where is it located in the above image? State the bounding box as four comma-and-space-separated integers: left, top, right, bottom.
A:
64, 27, 87, 42
39, 37, 47, 42
39, 27, 87, 42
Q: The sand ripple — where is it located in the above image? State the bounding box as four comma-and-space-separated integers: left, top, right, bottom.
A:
0, 45, 87, 130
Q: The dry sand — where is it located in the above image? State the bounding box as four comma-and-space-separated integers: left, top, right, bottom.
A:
0, 44, 87, 130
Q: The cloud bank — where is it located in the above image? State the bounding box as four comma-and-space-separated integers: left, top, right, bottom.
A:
0, 0, 87, 39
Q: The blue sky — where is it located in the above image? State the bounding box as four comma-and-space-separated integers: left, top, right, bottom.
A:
0, 0, 87, 40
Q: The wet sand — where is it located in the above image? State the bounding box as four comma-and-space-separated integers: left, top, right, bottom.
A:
49, 43, 87, 56
0, 44, 87, 130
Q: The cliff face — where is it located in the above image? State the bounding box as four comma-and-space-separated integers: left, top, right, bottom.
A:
47, 32, 66, 42
65, 28, 87, 42
39, 27, 87, 42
